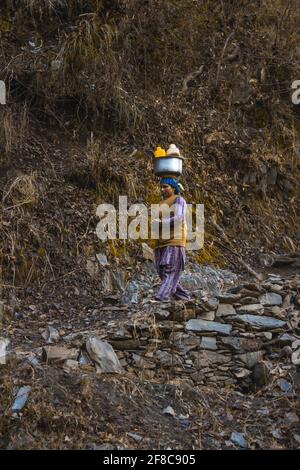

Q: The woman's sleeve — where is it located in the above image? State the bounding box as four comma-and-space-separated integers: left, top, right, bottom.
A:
161, 197, 186, 226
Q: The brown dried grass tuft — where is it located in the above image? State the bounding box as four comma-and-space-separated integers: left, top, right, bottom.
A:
2, 173, 39, 210
0, 104, 29, 160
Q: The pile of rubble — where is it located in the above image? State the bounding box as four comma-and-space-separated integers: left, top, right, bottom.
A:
1, 271, 300, 449
2, 273, 298, 395
100, 273, 300, 392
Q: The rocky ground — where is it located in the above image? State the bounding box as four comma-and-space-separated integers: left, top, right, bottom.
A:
1, 254, 300, 450
0, 0, 300, 451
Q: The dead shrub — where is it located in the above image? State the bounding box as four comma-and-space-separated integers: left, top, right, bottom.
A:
2, 172, 39, 210
0, 103, 29, 161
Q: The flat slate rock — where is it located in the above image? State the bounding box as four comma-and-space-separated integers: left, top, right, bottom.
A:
231, 314, 286, 329
221, 336, 241, 351
239, 296, 260, 305
278, 333, 297, 345
259, 293, 283, 306
0, 338, 10, 365
237, 350, 264, 368
42, 346, 79, 363
186, 319, 232, 335
86, 337, 124, 373
198, 310, 215, 321
217, 293, 242, 303
236, 304, 264, 314
191, 350, 231, 367
216, 304, 236, 317
230, 432, 248, 449
200, 336, 218, 351
204, 298, 219, 310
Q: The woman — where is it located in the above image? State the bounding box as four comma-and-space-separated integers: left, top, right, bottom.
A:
153, 177, 191, 301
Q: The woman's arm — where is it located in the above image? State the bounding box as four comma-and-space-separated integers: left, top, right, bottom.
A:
161, 197, 186, 226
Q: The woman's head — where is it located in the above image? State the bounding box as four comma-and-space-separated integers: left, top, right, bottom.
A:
159, 177, 180, 197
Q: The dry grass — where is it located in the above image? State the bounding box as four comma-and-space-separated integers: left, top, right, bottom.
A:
2, 173, 39, 210
0, 104, 29, 160
7, 0, 82, 18
3, 0, 299, 141
1, 109, 15, 155
0, 171, 43, 285
0, 0, 299, 288
54, 14, 145, 133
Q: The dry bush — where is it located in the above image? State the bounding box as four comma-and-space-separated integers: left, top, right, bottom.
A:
17, 0, 66, 14
53, 15, 145, 133
0, 0, 299, 279
2, 172, 39, 210
0, 104, 29, 161
6, 0, 86, 18
5, 1, 216, 133
4, 0, 299, 140
85, 137, 132, 203
0, 108, 15, 156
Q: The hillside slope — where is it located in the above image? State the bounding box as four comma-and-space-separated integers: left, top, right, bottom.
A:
0, 0, 299, 287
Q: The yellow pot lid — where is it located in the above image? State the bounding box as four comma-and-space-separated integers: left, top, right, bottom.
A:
154, 146, 166, 157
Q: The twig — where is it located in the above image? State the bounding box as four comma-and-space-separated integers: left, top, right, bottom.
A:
219, 240, 263, 281
76, 216, 93, 257
45, 252, 55, 278
210, 218, 263, 281
216, 32, 234, 86
0, 283, 23, 289
3, 200, 34, 211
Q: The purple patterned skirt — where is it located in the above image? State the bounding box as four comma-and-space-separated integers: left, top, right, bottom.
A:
154, 246, 190, 301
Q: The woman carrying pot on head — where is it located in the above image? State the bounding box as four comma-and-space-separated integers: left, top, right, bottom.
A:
152, 177, 191, 302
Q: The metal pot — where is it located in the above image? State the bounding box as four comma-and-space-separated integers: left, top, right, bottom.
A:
153, 156, 184, 177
